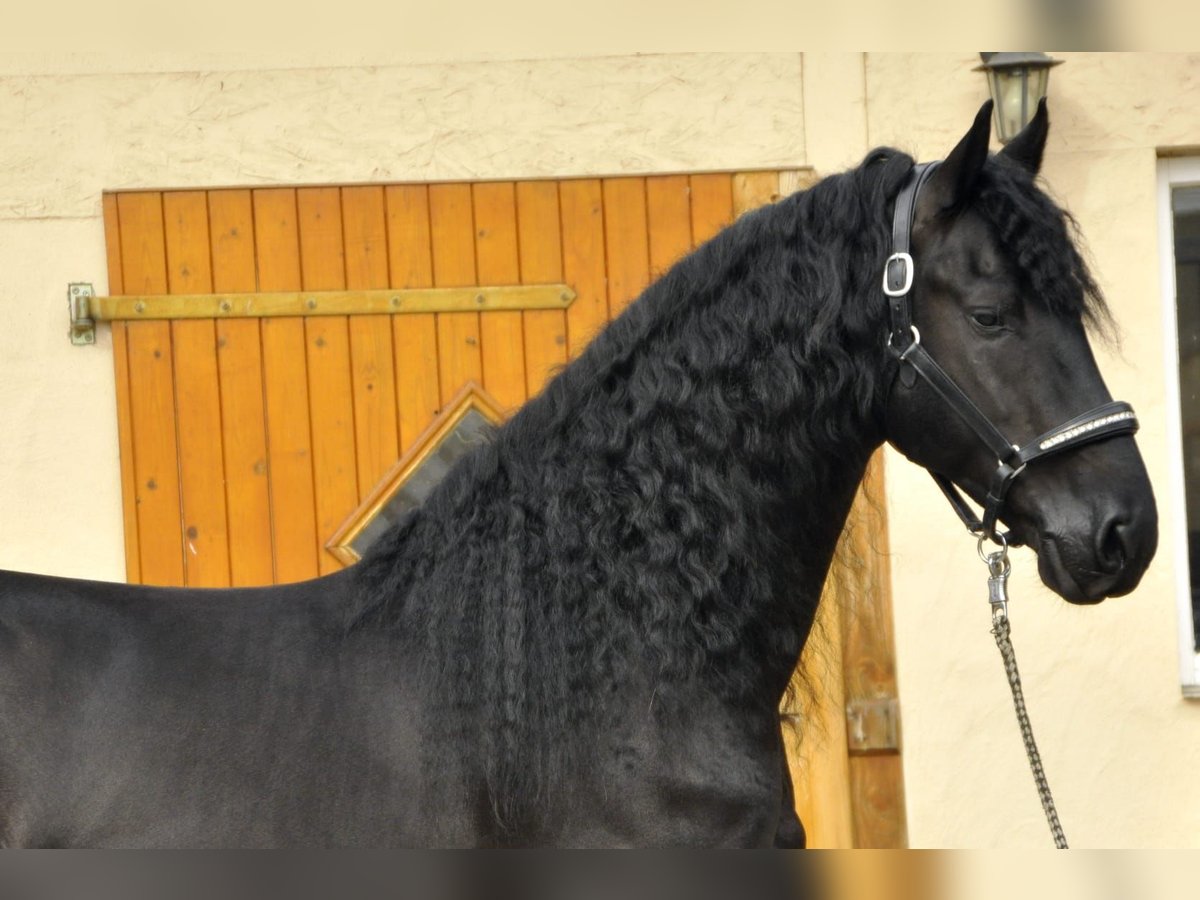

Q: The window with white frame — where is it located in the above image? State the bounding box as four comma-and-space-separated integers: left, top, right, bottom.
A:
1160, 156, 1200, 695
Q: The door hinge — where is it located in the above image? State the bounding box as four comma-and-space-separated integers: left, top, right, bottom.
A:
68, 283, 96, 345
846, 696, 901, 755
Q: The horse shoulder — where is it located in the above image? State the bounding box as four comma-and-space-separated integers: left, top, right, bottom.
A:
569, 693, 785, 848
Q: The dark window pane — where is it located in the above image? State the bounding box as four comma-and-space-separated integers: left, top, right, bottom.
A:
348, 409, 494, 560
1173, 186, 1200, 651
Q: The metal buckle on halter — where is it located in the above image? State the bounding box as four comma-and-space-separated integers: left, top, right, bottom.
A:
886, 325, 922, 359
882, 252, 914, 297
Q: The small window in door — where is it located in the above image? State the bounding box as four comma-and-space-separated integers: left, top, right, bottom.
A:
327, 382, 505, 565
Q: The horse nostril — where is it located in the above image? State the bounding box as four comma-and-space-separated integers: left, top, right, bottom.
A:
1097, 517, 1129, 574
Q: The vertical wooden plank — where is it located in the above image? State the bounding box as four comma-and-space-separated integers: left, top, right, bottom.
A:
117, 191, 185, 587
689, 173, 735, 244
516, 181, 567, 396
472, 182, 527, 412
385, 185, 441, 452
646, 175, 694, 278
209, 189, 275, 587
797, 591, 854, 848
254, 188, 319, 584
850, 757, 907, 849
560, 179, 609, 358
844, 455, 908, 848
732, 171, 782, 218
429, 183, 482, 404
601, 177, 650, 317
162, 191, 231, 588
297, 187, 359, 575
103, 194, 141, 585
343, 186, 400, 499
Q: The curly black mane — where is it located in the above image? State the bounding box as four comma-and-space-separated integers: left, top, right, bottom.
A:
349, 147, 1103, 840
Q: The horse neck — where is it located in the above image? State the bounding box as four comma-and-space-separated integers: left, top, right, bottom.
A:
349, 166, 904, 835
497, 196, 892, 700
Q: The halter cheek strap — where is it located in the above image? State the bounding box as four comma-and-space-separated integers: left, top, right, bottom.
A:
885, 162, 1140, 544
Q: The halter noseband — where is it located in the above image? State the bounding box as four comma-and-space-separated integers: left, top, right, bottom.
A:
886, 162, 1139, 544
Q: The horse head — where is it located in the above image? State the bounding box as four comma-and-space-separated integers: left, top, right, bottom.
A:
885, 101, 1157, 603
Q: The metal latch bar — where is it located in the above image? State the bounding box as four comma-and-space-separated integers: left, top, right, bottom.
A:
68, 283, 577, 343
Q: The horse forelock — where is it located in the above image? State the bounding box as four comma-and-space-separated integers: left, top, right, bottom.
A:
975, 155, 1114, 339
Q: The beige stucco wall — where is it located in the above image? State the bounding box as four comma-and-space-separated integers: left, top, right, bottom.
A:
0, 50, 1196, 847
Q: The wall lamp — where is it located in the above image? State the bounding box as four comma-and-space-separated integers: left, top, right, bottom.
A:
975, 52, 1064, 143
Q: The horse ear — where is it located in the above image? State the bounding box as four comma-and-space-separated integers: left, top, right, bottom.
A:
920, 100, 993, 215
999, 98, 1049, 175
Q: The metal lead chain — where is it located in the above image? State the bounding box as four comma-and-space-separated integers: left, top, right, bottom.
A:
977, 536, 1069, 849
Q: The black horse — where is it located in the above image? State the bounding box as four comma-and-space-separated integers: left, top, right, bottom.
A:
0, 103, 1155, 848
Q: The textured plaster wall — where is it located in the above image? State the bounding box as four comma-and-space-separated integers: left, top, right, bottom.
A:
871, 52, 1200, 848
0, 53, 805, 220
0, 218, 121, 581
1, 50, 1197, 848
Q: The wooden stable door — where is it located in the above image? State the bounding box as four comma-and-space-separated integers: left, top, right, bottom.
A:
102, 171, 906, 847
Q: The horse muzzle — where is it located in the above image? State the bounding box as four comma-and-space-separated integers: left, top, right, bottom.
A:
1010, 446, 1159, 604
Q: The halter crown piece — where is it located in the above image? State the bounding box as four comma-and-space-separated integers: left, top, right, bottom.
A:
885, 162, 1140, 545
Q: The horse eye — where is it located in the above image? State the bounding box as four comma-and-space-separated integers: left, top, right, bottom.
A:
970, 309, 1002, 329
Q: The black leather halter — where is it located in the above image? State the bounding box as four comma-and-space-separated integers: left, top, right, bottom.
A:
886, 162, 1139, 544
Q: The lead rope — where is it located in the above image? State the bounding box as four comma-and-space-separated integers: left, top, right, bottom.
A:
979, 535, 1069, 849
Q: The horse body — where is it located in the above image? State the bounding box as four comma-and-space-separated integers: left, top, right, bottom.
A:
0, 567, 797, 847
0, 104, 1157, 846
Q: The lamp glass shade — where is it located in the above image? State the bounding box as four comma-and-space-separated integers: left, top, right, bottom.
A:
988, 65, 1050, 143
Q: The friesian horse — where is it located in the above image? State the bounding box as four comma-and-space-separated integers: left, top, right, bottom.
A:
0, 102, 1156, 847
